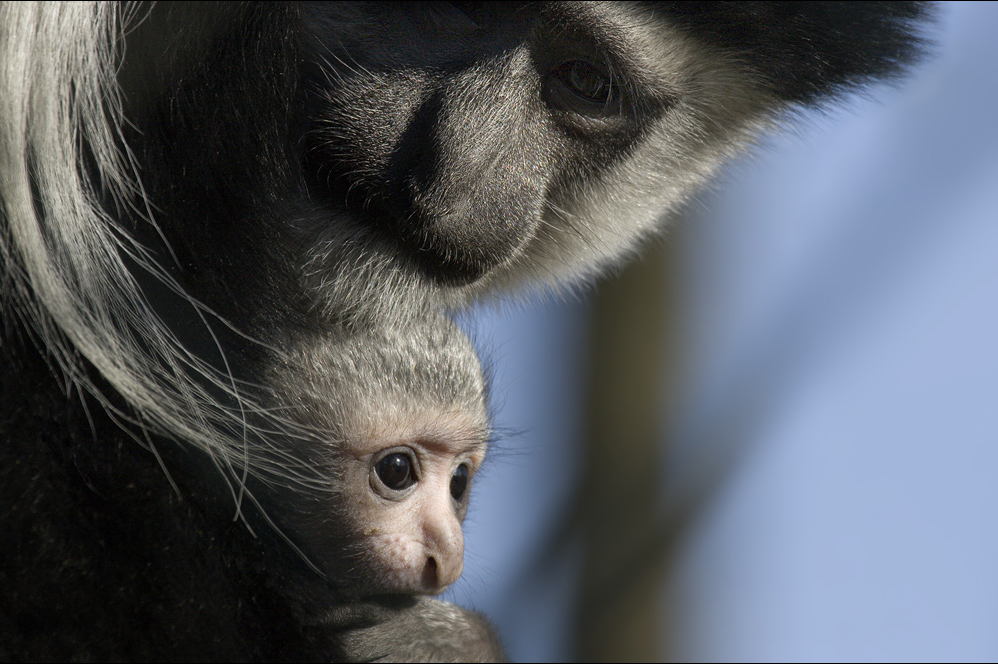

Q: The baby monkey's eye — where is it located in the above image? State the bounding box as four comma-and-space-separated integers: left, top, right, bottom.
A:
375, 451, 417, 491
450, 464, 469, 501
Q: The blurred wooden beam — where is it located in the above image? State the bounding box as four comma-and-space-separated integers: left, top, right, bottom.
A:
576, 237, 678, 662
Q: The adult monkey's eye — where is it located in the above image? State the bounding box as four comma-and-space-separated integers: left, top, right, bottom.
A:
375, 451, 417, 491
545, 59, 622, 117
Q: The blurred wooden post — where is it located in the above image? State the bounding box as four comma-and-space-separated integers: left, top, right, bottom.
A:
575, 238, 677, 662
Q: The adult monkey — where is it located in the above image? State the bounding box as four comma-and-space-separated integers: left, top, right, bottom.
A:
0, 2, 930, 661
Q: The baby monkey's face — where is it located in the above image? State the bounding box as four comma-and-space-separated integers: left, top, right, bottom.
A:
334, 411, 488, 595
261, 317, 489, 598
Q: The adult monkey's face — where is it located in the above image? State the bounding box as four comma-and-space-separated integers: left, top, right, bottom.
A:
117, 2, 795, 347
299, 3, 768, 292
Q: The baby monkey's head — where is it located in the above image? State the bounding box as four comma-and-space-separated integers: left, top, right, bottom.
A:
262, 313, 489, 597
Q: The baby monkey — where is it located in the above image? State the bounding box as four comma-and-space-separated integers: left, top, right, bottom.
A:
259, 313, 490, 600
